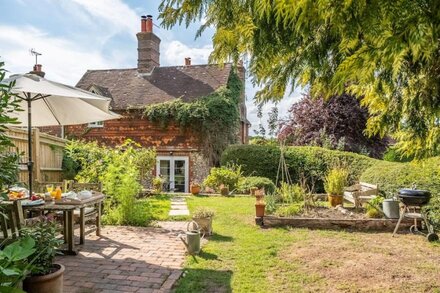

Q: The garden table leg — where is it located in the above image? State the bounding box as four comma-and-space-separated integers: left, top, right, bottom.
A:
63, 211, 67, 243
79, 207, 85, 245
63, 210, 77, 255
96, 202, 101, 236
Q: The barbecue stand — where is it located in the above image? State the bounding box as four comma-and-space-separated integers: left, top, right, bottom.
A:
392, 189, 438, 242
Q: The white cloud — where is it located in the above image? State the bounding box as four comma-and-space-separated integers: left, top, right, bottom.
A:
161, 40, 213, 66
71, 0, 139, 37
0, 25, 114, 84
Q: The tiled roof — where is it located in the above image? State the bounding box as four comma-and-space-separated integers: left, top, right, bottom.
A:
76, 64, 233, 110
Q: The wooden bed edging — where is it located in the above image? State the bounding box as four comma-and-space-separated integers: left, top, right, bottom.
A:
256, 216, 413, 232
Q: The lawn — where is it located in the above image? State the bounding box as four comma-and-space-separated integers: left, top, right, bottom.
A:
175, 196, 440, 292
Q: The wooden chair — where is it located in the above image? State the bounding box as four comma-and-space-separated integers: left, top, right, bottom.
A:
344, 182, 378, 209
0, 200, 25, 243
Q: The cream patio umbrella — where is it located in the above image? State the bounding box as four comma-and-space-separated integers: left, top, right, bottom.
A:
2, 73, 120, 197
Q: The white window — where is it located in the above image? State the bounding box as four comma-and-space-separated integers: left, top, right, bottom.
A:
156, 156, 189, 193
88, 121, 104, 128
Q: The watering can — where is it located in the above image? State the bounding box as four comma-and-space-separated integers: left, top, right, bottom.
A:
179, 221, 205, 255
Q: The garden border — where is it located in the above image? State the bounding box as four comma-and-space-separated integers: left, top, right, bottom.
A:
256, 216, 413, 232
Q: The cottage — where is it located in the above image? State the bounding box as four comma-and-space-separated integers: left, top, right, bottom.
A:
42, 15, 249, 193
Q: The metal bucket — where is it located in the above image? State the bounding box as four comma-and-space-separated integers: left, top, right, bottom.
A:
383, 199, 400, 219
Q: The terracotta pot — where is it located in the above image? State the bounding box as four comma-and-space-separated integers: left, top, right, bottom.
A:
192, 216, 213, 235
23, 263, 65, 293
328, 194, 343, 207
220, 187, 229, 196
190, 184, 201, 195
255, 203, 266, 217
250, 187, 258, 196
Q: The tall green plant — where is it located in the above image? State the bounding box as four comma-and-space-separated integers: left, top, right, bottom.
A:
324, 167, 349, 196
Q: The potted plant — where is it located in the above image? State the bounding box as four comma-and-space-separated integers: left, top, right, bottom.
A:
324, 167, 349, 207
254, 188, 265, 202
192, 207, 215, 235
250, 187, 258, 196
190, 182, 201, 195
21, 217, 64, 293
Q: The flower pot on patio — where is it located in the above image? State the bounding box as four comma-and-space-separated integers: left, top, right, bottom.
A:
255, 203, 266, 217
328, 194, 343, 207
23, 263, 65, 293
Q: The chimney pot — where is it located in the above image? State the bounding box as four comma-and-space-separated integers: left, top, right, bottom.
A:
30, 64, 45, 77
141, 15, 147, 32
185, 57, 191, 66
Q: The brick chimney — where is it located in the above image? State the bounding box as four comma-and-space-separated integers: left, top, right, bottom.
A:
184, 57, 191, 66
137, 15, 160, 73
29, 64, 45, 78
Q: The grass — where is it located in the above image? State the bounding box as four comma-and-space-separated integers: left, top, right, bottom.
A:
174, 196, 440, 292
177, 196, 314, 292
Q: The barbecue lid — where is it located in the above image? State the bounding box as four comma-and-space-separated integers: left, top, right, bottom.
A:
398, 189, 431, 196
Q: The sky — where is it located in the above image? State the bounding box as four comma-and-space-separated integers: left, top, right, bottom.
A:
0, 0, 302, 134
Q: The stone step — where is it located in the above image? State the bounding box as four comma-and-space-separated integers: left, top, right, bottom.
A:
169, 210, 190, 216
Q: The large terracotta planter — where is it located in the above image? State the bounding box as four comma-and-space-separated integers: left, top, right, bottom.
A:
191, 184, 201, 195
255, 203, 266, 217
328, 194, 343, 207
193, 216, 213, 235
23, 263, 65, 293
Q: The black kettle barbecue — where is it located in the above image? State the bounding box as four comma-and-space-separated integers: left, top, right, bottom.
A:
392, 188, 438, 242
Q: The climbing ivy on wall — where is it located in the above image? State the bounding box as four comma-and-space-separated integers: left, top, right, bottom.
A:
144, 68, 242, 165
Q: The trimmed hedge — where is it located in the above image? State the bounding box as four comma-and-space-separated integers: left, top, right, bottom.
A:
221, 145, 377, 192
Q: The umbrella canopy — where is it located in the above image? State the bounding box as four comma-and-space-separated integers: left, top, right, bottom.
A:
2, 73, 121, 197
4, 73, 119, 126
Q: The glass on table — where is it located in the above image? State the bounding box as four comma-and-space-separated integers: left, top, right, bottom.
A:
46, 184, 54, 193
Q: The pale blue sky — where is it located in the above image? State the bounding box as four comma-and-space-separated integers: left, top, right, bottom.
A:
0, 0, 301, 133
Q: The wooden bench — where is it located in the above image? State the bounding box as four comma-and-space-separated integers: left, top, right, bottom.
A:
344, 182, 378, 209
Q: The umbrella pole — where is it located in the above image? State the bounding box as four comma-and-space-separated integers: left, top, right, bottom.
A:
27, 98, 33, 199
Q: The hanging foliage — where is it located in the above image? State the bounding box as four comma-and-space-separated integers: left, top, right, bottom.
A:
144, 69, 242, 165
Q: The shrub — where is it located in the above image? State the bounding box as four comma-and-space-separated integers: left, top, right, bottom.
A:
361, 157, 440, 227
237, 176, 275, 194
275, 182, 304, 204
221, 145, 376, 191
203, 165, 242, 191
324, 167, 349, 196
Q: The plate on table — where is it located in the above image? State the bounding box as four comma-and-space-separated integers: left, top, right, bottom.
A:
21, 199, 45, 206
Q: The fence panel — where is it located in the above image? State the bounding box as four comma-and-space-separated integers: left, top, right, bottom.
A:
6, 127, 66, 184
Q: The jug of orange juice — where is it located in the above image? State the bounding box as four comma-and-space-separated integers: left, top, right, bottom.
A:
55, 186, 62, 200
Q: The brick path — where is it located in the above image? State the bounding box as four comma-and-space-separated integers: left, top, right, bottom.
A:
57, 223, 187, 293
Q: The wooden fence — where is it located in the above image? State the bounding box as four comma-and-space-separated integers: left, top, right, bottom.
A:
6, 127, 67, 184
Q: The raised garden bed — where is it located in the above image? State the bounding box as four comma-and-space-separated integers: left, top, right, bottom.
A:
256, 206, 412, 232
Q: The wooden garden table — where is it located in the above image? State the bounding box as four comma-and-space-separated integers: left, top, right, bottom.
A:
23, 193, 105, 255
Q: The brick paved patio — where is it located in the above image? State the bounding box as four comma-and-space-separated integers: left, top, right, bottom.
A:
57, 222, 187, 293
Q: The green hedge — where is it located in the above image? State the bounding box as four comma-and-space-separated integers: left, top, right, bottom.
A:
221, 145, 377, 192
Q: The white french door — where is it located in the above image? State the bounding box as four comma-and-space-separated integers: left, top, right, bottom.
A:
156, 156, 189, 193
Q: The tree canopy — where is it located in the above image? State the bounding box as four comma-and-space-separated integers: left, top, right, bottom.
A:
279, 93, 388, 158
159, 0, 440, 158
